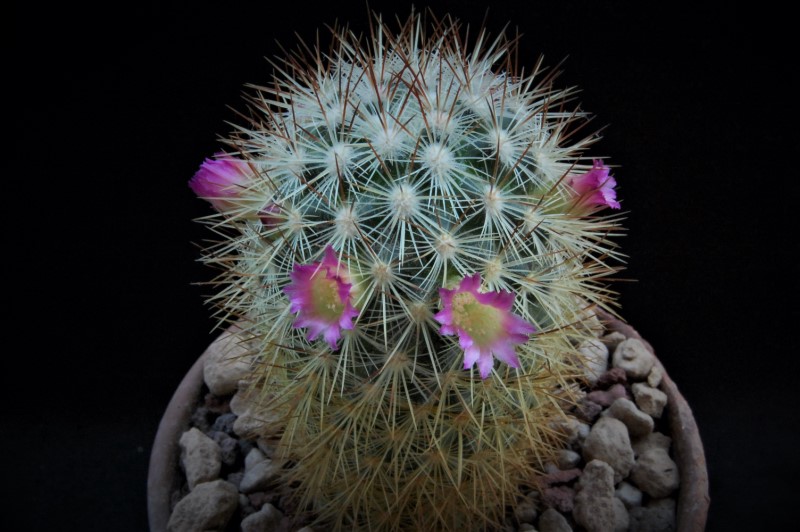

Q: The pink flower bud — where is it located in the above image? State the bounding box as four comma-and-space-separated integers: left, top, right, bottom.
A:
189, 153, 256, 212
566, 160, 621, 211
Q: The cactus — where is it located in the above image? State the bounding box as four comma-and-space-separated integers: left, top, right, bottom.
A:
189, 11, 623, 531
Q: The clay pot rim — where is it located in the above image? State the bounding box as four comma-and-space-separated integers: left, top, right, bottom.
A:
147, 351, 209, 532
147, 314, 709, 531
597, 309, 709, 530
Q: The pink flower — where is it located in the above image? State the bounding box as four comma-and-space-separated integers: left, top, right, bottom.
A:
566, 160, 621, 210
434, 274, 535, 379
189, 153, 256, 212
284, 246, 359, 350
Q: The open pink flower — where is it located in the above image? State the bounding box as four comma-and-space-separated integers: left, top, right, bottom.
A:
566, 160, 621, 210
189, 153, 256, 212
284, 246, 359, 350
434, 274, 535, 379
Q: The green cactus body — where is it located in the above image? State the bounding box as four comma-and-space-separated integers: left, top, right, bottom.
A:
193, 12, 623, 531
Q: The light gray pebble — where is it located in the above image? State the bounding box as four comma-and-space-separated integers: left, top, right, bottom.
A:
230, 388, 268, 439
240, 449, 282, 493
544, 462, 560, 475
631, 448, 680, 498
615, 481, 643, 508
576, 460, 614, 499
578, 338, 609, 385
612, 499, 629, 532
203, 330, 255, 396
245, 448, 267, 470
632, 383, 668, 418
179, 427, 221, 490
612, 339, 655, 380
538, 508, 572, 532
601, 331, 627, 351
647, 365, 663, 387
606, 397, 654, 437
576, 421, 591, 444
629, 498, 676, 532
167, 479, 238, 532
557, 449, 581, 470
241, 502, 284, 532
632, 432, 672, 456
574, 460, 629, 532
582, 417, 635, 483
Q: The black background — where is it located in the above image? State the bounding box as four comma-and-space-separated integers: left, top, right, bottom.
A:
11, 0, 794, 530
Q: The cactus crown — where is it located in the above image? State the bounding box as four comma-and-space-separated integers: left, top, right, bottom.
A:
192, 10, 623, 531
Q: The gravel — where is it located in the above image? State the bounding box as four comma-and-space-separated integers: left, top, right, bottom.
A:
167, 325, 680, 531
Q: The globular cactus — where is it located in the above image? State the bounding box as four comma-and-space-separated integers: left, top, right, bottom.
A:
189, 11, 623, 531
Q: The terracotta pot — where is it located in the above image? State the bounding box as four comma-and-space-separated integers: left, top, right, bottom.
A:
147, 350, 209, 532
147, 316, 709, 531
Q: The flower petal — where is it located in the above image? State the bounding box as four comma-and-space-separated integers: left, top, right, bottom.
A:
477, 352, 494, 379
323, 325, 343, 348
491, 342, 520, 368
463, 345, 481, 370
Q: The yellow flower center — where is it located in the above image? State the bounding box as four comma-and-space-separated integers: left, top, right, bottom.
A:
310, 271, 344, 320
451, 292, 504, 346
